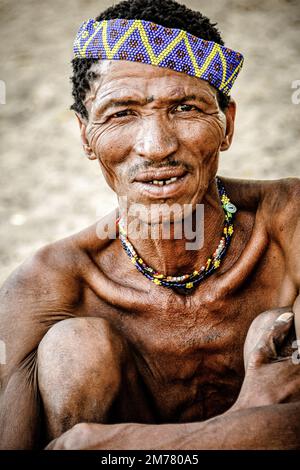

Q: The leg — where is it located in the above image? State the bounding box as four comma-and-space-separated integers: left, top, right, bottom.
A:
37, 317, 154, 441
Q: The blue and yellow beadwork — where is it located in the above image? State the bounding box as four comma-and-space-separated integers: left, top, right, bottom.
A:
73, 18, 244, 95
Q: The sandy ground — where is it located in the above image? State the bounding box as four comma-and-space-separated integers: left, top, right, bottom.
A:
0, 0, 299, 285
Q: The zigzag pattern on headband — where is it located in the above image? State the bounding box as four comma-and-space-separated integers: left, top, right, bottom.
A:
73, 18, 244, 95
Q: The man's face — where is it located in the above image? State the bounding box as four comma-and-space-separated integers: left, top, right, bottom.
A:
80, 60, 235, 222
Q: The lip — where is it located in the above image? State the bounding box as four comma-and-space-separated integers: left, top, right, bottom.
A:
133, 172, 190, 199
134, 167, 188, 183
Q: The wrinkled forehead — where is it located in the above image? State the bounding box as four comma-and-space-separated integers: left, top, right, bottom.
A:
85, 59, 219, 106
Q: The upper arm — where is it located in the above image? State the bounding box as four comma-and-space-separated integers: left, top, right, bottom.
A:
0, 244, 81, 381
276, 178, 300, 339
287, 181, 300, 288
257, 177, 300, 341
0, 244, 81, 448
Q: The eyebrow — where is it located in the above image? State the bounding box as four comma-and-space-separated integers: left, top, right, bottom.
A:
96, 94, 211, 114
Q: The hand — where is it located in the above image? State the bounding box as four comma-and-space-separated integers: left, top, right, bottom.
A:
232, 311, 300, 411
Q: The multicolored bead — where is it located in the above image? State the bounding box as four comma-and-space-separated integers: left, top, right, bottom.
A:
73, 18, 244, 95
118, 177, 237, 293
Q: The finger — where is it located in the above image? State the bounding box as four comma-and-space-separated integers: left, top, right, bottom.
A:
243, 307, 292, 364
249, 311, 294, 366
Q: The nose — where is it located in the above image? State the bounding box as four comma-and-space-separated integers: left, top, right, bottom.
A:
134, 115, 179, 161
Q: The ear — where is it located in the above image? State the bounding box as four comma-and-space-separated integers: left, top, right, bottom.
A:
75, 113, 97, 160
220, 99, 236, 152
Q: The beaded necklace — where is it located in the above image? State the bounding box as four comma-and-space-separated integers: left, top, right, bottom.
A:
118, 177, 237, 292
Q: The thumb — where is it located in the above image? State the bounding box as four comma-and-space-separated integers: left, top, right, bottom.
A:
44, 438, 58, 450
248, 311, 294, 368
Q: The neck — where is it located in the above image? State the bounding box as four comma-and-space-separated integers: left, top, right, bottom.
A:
121, 178, 225, 276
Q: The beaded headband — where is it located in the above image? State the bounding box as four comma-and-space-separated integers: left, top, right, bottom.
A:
73, 18, 244, 95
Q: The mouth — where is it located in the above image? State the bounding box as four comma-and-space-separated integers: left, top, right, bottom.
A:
134, 168, 188, 184
133, 168, 190, 199
143, 175, 181, 186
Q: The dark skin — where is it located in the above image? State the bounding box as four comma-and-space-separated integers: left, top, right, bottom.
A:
0, 60, 300, 450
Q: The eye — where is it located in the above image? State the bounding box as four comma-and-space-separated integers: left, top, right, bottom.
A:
112, 109, 134, 118
174, 104, 197, 112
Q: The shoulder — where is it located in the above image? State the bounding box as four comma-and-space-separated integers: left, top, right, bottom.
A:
268, 177, 300, 286
221, 175, 300, 253
221, 175, 299, 205
259, 177, 300, 220
221, 175, 300, 224
0, 210, 118, 375
258, 177, 300, 242
0, 238, 81, 376
0, 208, 119, 312
0, 236, 83, 329
222, 176, 300, 285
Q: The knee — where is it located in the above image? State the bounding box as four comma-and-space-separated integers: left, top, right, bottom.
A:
37, 317, 128, 396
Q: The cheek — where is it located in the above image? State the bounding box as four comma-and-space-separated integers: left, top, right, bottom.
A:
88, 124, 134, 189
92, 125, 133, 163
177, 116, 225, 155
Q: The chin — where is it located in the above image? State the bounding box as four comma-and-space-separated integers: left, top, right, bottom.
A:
127, 196, 201, 227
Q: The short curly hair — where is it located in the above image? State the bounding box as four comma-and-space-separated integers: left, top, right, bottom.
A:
70, 0, 230, 119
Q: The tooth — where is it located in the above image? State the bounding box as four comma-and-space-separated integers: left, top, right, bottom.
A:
150, 178, 180, 186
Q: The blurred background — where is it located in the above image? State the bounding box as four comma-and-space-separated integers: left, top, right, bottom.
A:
0, 0, 299, 284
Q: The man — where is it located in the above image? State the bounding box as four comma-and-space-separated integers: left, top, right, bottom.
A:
0, 0, 300, 450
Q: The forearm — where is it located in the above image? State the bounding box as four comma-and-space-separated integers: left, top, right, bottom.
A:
56, 402, 300, 450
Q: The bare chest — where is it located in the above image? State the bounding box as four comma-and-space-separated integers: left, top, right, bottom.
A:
84, 236, 296, 421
